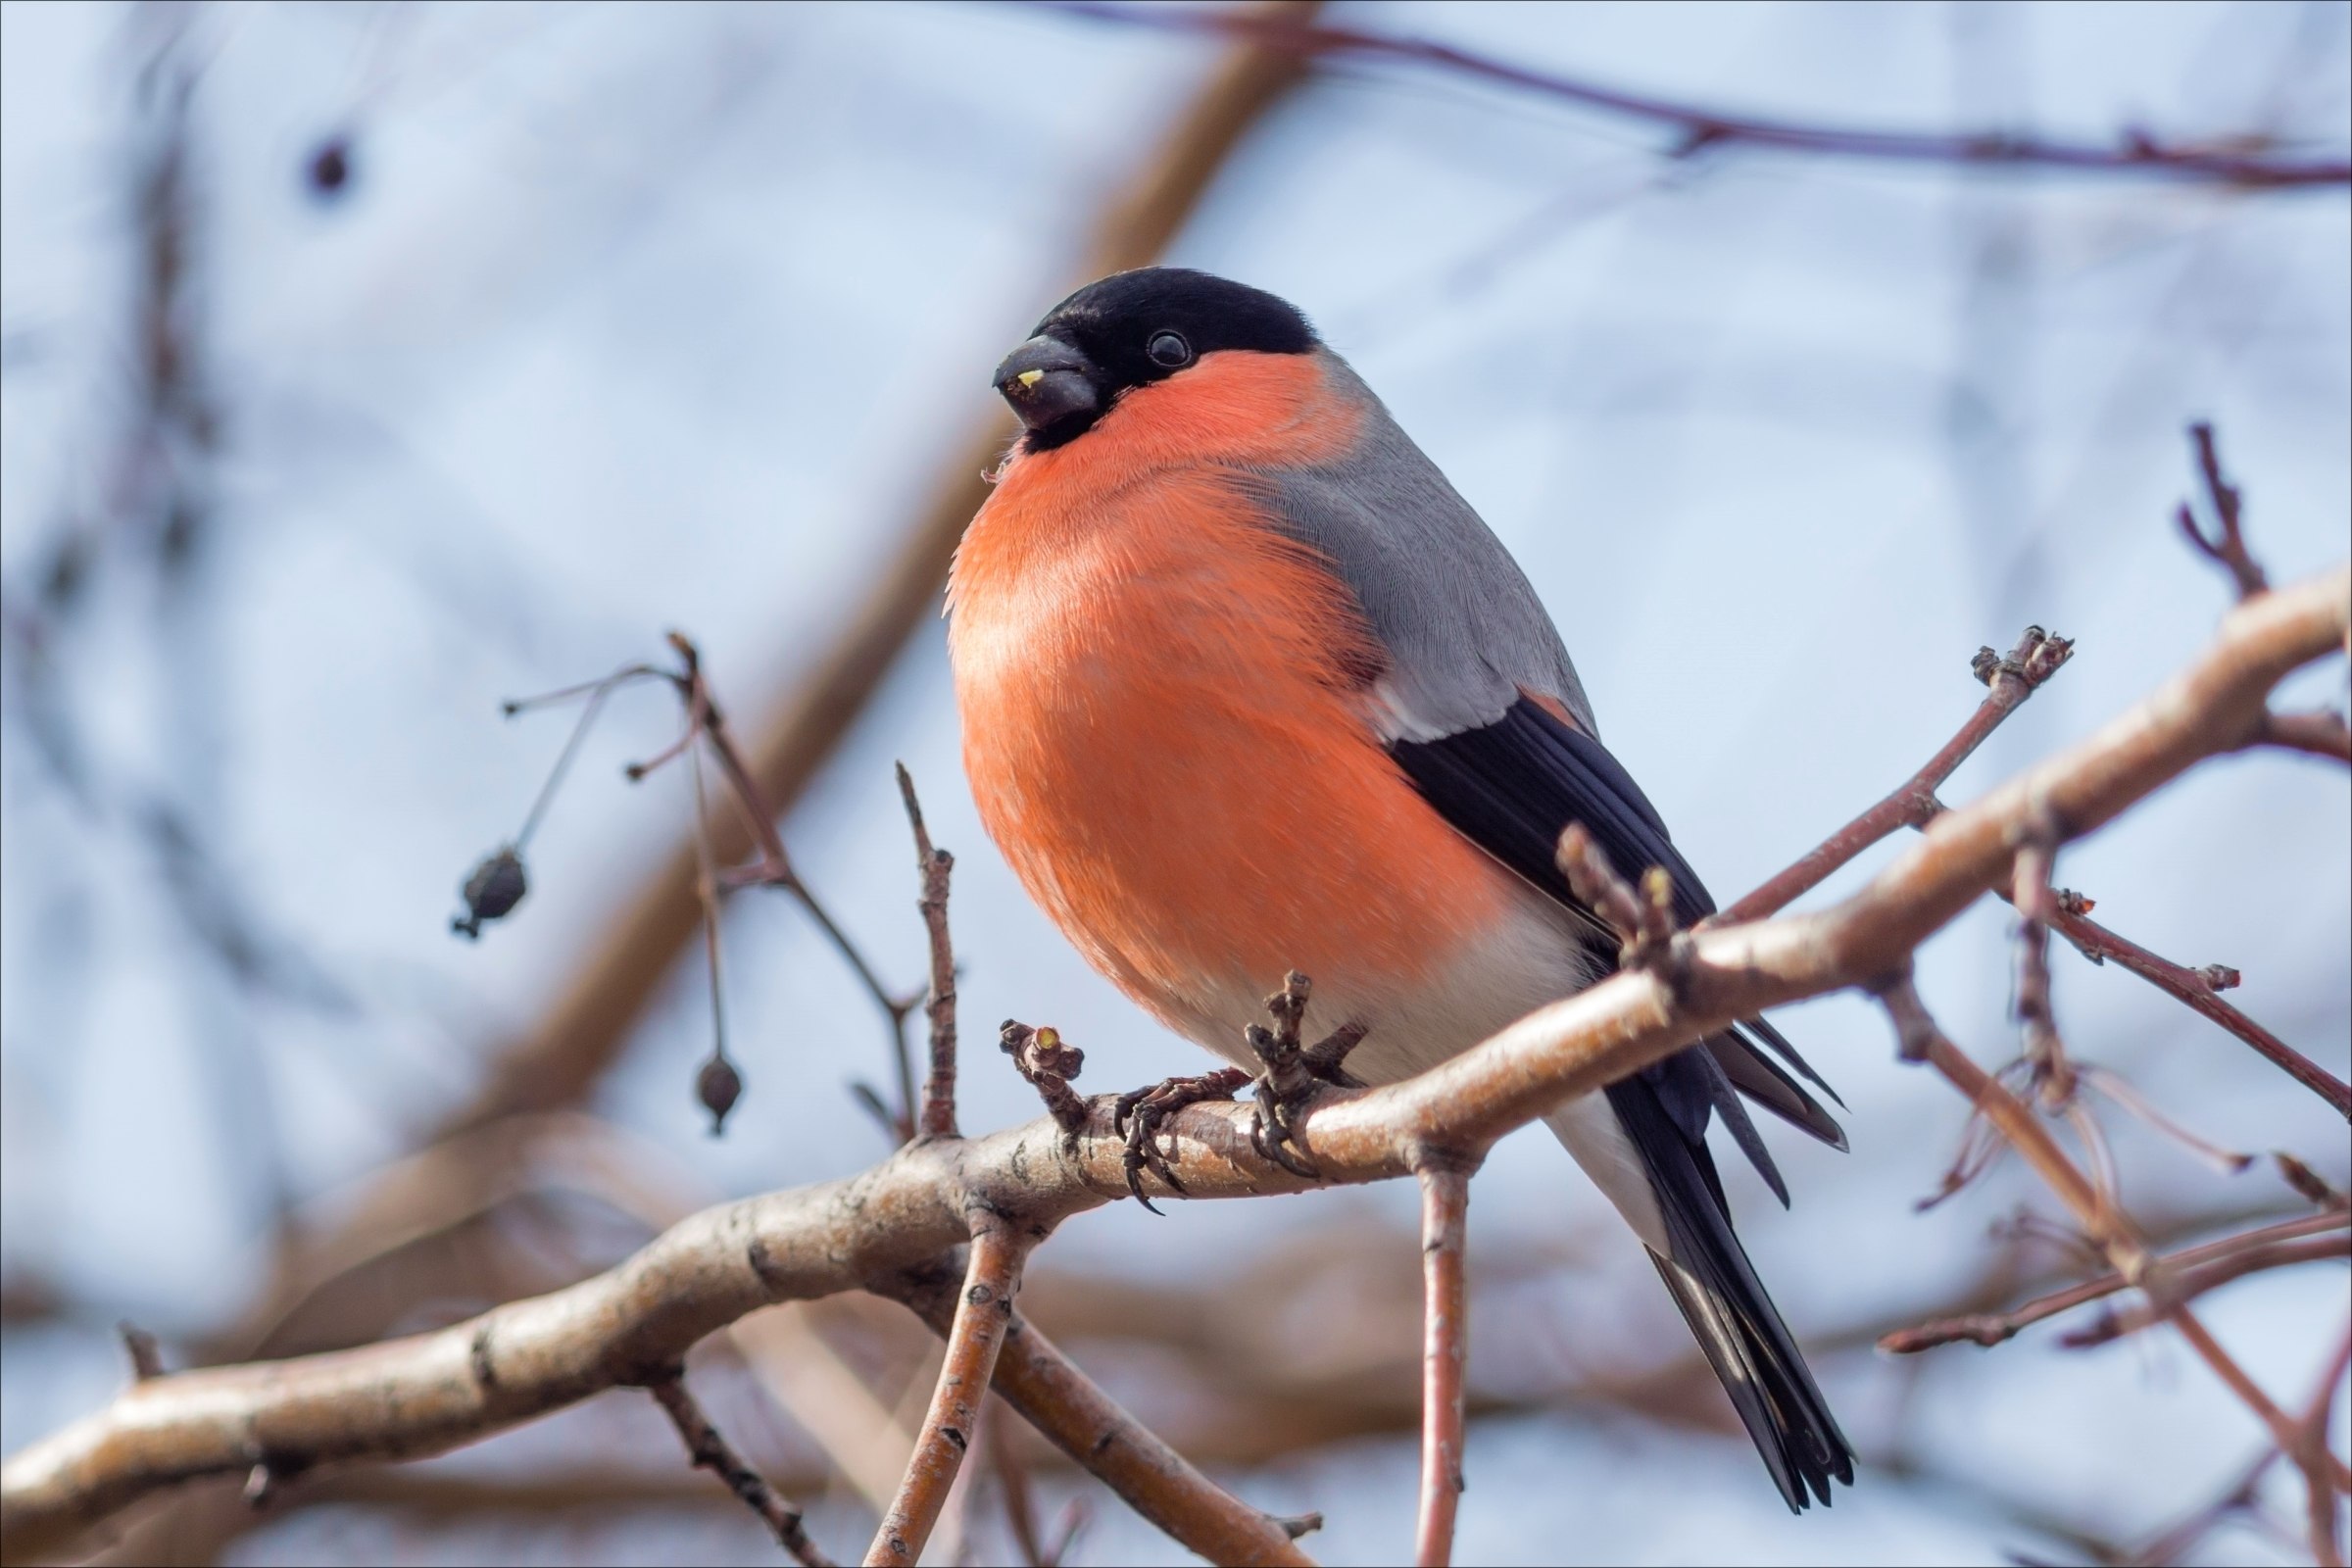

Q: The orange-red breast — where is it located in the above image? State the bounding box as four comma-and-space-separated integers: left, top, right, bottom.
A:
948, 267, 1853, 1510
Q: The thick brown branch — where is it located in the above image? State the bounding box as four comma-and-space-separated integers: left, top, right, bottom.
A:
648, 1370, 832, 1566
1717, 624, 2070, 924
874, 1269, 1314, 1567
6, 564, 2343, 1563
869, 1231, 1028, 1566
1414, 1165, 1471, 1568
1047, 3, 2352, 187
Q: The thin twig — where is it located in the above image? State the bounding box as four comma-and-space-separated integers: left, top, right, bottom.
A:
982, 1396, 1043, 1567
2170, 1308, 2350, 1492
1717, 624, 2071, 924
2179, 421, 2270, 600
2009, 815, 2077, 1108
2051, 904, 2352, 1120
647, 1370, 833, 1566
1709, 600, 2337, 1119
868, 1231, 1031, 1567
2298, 1325, 2352, 1568
1883, 1210, 2351, 1352
116, 1323, 164, 1383
1554, 823, 1645, 942
499, 663, 667, 716
1414, 1165, 1471, 1568
2057, 1234, 2351, 1348
2261, 709, 2352, 762
1001, 1022, 1090, 1136
897, 764, 958, 1142
513, 683, 612, 852
1877, 978, 2351, 1497
687, 741, 742, 1135
2074, 1064, 2255, 1177
2124, 1446, 2279, 1567
1043, 3, 2352, 187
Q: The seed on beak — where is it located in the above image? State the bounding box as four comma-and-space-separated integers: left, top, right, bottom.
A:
1014, 368, 1045, 388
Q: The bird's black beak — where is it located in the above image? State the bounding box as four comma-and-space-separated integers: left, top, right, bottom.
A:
993, 335, 1101, 433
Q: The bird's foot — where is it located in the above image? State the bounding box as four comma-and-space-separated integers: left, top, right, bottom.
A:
1243, 971, 1368, 1180
1112, 1067, 1252, 1213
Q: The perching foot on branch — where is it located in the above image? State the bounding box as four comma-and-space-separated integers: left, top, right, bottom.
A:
1112, 1068, 1251, 1213
1243, 971, 1368, 1180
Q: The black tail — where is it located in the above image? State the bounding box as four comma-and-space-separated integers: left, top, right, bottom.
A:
1608, 1073, 1855, 1512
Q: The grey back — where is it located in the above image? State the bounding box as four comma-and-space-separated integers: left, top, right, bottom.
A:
1235, 351, 1594, 742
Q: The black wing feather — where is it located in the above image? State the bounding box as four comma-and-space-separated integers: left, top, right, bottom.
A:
1610, 1076, 1856, 1509
1392, 700, 1844, 1143
1392, 695, 1855, 1510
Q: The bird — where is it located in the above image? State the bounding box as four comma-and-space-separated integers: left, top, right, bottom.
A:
946, 266, 1855, 1511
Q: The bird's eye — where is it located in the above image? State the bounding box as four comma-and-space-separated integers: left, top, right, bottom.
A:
1146, 330, 1192, 368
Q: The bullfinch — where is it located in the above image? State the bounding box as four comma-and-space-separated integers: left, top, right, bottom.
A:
948, 267, 1854, 1511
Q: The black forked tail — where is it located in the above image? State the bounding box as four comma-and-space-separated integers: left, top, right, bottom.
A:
1608, 1076, 1855, 1511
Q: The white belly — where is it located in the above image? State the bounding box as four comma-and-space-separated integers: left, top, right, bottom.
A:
1168, 881, 1672, 1252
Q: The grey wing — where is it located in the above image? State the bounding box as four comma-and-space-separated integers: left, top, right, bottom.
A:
1238, 352, 1594, 741
1236, 348, 1846, 1155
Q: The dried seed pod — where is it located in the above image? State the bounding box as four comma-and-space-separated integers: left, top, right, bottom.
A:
306, 134, 352, 197
451, 847, 527, 940
697, 1054, 743, 1135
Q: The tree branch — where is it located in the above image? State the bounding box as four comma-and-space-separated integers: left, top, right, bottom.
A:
1877, 978, 2352, 1507
1045, 3, 2352, 188
2051, 902, 2352, 1120
897, 765, 959, 1143
647, 1369, 832, 1566
872, 1268, 1316, 1568
2180, 421, 2270, 600
2055, 1234, 2351, 1348
2262, 709, 2352, 762
1414, 1164, 1471, 1568
2301, 1327, 2352, 1568
7, 564, 2340, 1564
868, 1231, 1029, 1565
1882, 1210, 2351, 1352
1715, 623, 2071, 924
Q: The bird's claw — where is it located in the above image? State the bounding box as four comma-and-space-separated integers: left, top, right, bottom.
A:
1113, 1068, 1250, 1214
1243, 972, 1368, 1181
1108, 973, 1367, 1206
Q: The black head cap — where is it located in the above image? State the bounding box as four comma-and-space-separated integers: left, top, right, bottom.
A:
993, 268, 1318, 450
